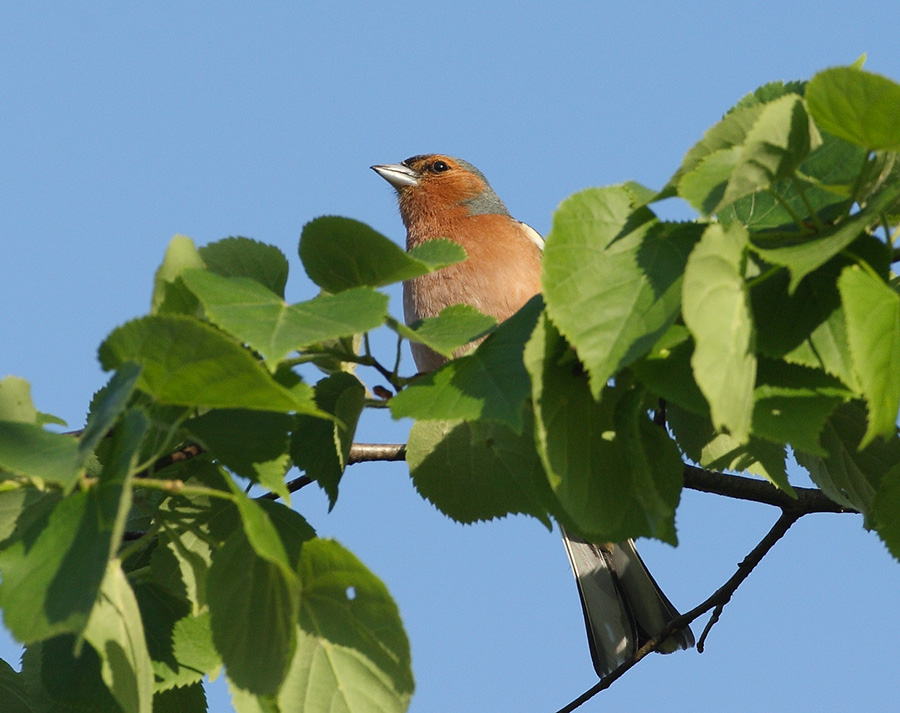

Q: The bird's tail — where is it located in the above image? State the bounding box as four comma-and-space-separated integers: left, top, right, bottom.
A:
560, 528, 694, 678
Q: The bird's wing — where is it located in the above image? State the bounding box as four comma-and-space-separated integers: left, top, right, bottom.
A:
516, 220, 544, 251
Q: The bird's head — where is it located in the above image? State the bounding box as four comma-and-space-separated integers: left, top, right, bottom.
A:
371, 154, 510, 228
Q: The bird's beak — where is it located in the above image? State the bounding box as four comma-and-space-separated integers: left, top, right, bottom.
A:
371, 163, 419, 189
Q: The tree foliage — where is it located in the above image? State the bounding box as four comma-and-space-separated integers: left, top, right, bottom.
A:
2, 62, 900, 712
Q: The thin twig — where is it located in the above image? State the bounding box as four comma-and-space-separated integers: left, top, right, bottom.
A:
554, 510, 801, 713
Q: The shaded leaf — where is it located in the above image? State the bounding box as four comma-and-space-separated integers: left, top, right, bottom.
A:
524, 312, 679, 541
389, 295, 542, 432
406, 417, 551, 527
871, 463, 900, 561
133, 581, 219, 691
153, 683, 207, 713
208, 528, 298, 696
35, 637, 121, 713
291, 373, 366, 508
630, 325, 708, 414
753, 183, 900, 292
751, 359, 848, 455
668, 404, 792, 494
79, 363, 142, 458
0, 490, 110, 641
750, 262, 858, 389
718, 94, 822, 210
796, 401, 900, 516
0, 658, 31, 713
187, 409, 293, 500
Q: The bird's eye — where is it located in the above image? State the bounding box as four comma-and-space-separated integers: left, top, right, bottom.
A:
431, 160, 450, 173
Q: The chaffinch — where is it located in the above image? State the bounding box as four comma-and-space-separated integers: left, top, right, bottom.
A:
372, 153, 693, 677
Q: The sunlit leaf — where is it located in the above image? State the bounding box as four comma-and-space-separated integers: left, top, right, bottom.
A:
807, 67, 900, 151
299, 216, 465, 292
682, 222, 756, 442
277, 539, 414, 713
838, 265, 900, 446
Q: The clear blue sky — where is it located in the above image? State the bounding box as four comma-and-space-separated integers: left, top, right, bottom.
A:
3, 3, 899, 712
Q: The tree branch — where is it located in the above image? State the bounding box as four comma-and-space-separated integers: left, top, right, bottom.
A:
682, 465, 854, 514
554, 510, 801, 713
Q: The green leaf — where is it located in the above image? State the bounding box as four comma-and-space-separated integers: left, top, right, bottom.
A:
206, 494, 306, 696
181, 269, 388, 368
796, 401, 900, 515
524, 312, 678, 541
186, 409, 293, 500
0, 658, 31, 713
79, 363, 143, 458
613, 385, 684, 544
277, 538, 414, 713
718, 94, 822, 210
751, 359, 848, 455
98, 314, 318, 414
151, 489, 220, 612
871, 462, 900, 561
682, 222, 756, 442
32, 637, 121, 713
751, 260, 858, 389
0, 488, 50, 544
299, 216, 465, 292
807, 67, 900, 151
199, 236, 290, 297
719, 131, 863, 231
668, 404, 793, 493
542, 186, 701, 397
208, 528, 298, 695
391, 304, 497, 358
0, 376, 38, 423
153, 683, 208, 713
389, 295, 543, 432
82, 561, 154, 713
0, 422, 81, 488
133, 581, 220, 691
678, 146, 741, 215
630, 325, 708, 414
406, 417, 552, 527
0, 490, 110, 641
730, 80, 806, 113
753, 184, 900, 292
838, 265, 900, 446
96, 409, 146, 562
152, 235, 205, 314
667, 103, 766, 193
291, 373, 366, 508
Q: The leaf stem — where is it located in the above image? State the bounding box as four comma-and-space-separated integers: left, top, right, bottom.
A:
132, 478, 236, 501
790, 177, 823, 229
764, 188, 813, 232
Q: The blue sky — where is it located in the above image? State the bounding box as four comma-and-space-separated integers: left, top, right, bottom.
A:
3, 3, 899, 712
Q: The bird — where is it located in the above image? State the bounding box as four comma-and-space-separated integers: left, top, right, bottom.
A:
371, 153, 694, 677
